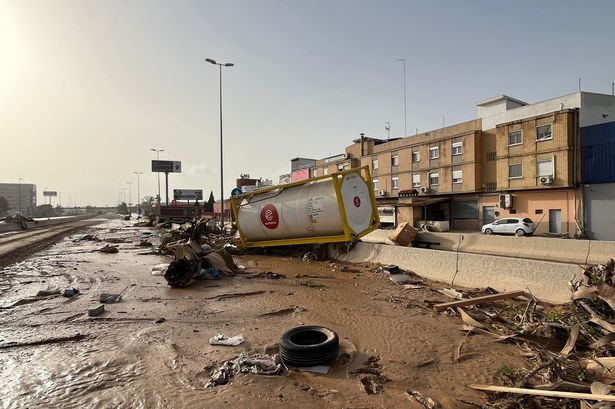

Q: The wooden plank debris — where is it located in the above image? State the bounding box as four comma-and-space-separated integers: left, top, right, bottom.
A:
468, 384, 615, 401
433, 290, 526, 312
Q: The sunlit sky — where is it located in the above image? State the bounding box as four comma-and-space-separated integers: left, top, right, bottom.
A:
2, 0, 615, 206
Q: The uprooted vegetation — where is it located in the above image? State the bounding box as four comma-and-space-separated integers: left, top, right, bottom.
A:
438, 259, 615, 408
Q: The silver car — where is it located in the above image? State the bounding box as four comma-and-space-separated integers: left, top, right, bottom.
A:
481, 217, 536, 236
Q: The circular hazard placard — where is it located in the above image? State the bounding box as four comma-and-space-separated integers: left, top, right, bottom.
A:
260, 204, 279, 229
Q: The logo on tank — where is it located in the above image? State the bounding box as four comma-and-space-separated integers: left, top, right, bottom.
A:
353, 196, 361, 207
260, 204, 279, 229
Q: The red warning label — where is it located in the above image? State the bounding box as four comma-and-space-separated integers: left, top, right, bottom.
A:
353, 196, 361, 207
260, 204, 279, 229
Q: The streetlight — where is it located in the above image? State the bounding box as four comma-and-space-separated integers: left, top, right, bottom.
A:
205, 57, 234, 227
126, 182, 133, 215
395, 58, 407, 137
150, 148, 164, 205
134, 172, 143, 215
18, 178, 23, 214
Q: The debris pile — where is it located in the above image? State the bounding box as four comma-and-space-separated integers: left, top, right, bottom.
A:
157, 218, 241, 288
438, 259, 615, 408
206, 352, 289, 387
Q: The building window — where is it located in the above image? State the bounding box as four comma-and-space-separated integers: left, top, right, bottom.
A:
392, 176, 399, 190
372, 178, 379, 190
372, 158, 379, 170
429, 172, 439, 186
412, 173, 421, 188
486, 182, 497, 191
486, 151, 496, 161
537, 159, 554, 177
452, 142, 463, 156
508, 130, 522, 146
536, 124, 552, 141
429, 147, 439, 159
323, 168, 328, 175
391, 154, 399, 166
509, 163, 523, 179
412, 151, 420, 162
453, 170, 463, 184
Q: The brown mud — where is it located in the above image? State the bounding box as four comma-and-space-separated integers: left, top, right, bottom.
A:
0, 219, 525, 408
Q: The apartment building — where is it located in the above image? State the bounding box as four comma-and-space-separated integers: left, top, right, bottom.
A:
0, 183, 37, 215
294, 91, 615, 237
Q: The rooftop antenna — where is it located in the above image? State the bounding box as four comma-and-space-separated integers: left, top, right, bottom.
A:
612, 82, 614, 96
578, 77, 581, 92
442, 114, 445, 128
385, 122, 391, 140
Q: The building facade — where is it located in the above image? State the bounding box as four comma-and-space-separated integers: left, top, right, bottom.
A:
293, 91, 615, 238
0, 183, 37, 215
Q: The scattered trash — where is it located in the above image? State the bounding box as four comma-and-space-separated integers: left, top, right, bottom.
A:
98, 244, 119, 254
436, 288, 464, 300
259, 306, 305, 316
297, 365, 330, 374
206, 352, 289, 388
62, 287, 79, 297
208, 334, 245, 346
353, 356, 389, 395
154, 317, 166, 324
245, 272, 286, 279
388, 274, 412, 285
297, 279, 325, 288
88, 304, 105, 317
433, 290, 526, 312
406, 390, 437, 408
99, 293, 121, 303
72, 234, 100, 242
36, 289, 61, 297
150, 264, 169, 276
139, 240, 153, 247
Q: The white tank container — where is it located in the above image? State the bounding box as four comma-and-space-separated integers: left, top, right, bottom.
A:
236, 170, 377, 244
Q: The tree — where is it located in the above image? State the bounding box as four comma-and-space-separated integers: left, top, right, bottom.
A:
117, 202, 128, 214
205, 191, 215, 212
0, 196, 10, 215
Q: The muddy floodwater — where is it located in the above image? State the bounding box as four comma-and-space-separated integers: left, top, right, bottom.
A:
0, 219, 525, 408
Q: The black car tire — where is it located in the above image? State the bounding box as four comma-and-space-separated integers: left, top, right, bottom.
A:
516, 229, 525, 236
484, 228, 493, 235
279, 326, 339, 366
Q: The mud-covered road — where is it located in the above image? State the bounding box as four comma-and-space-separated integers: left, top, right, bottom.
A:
0, 219, 525, 408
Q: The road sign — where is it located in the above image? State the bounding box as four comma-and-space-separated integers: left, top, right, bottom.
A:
152, 160, 182, 173
173, 189, 203, 200
231, 187, 243, 197
43, 191, 58, 197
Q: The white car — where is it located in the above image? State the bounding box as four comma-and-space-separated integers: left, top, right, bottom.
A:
481, 217, 536, 236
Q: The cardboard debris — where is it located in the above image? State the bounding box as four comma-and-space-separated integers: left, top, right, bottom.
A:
388, 222, 417, 246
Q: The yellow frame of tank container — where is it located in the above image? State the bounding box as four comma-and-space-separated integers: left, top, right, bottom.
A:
230, 166, 381, 248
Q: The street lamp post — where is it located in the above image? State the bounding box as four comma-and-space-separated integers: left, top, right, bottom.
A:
395, 58, 407, 138
18, 178, 23, 214
205, 57, 234, 227
150, 148, 164, 205
126, 182, 133, 215
134, 171, 143, 214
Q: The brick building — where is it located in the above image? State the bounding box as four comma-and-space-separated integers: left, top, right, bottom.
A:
300, 91, 615, 237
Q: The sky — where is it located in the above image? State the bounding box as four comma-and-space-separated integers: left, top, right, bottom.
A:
2, 0, 615, 207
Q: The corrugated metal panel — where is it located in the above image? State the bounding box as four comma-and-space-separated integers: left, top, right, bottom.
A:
584, 183, 615, 240
581, 121, 615, 183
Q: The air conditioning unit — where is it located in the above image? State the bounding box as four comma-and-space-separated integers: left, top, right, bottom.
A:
378, 190, 388, 197
499, 193, 513, 209
539, 176, 554, 185
419, 186, 429, 194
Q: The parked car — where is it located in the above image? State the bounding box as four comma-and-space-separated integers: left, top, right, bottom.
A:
481, 217, 536, 236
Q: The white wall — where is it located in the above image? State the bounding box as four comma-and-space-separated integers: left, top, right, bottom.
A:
480, 92, 581, 130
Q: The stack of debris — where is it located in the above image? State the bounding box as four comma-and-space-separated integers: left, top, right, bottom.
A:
157, 218, 241, 288
436, 259, 615, 408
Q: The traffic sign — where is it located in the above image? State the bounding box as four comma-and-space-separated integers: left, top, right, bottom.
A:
231, 188, 243, 197
173, 189, 203, 200
152, 160, 182, 173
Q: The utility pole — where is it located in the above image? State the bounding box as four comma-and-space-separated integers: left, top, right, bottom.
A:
205, 57, 235, 227
126, 182, 133, 214
134, 171, 143, 212
18, 178, 22, 214
396, 58, 407, 137
150, 148, 164, 205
